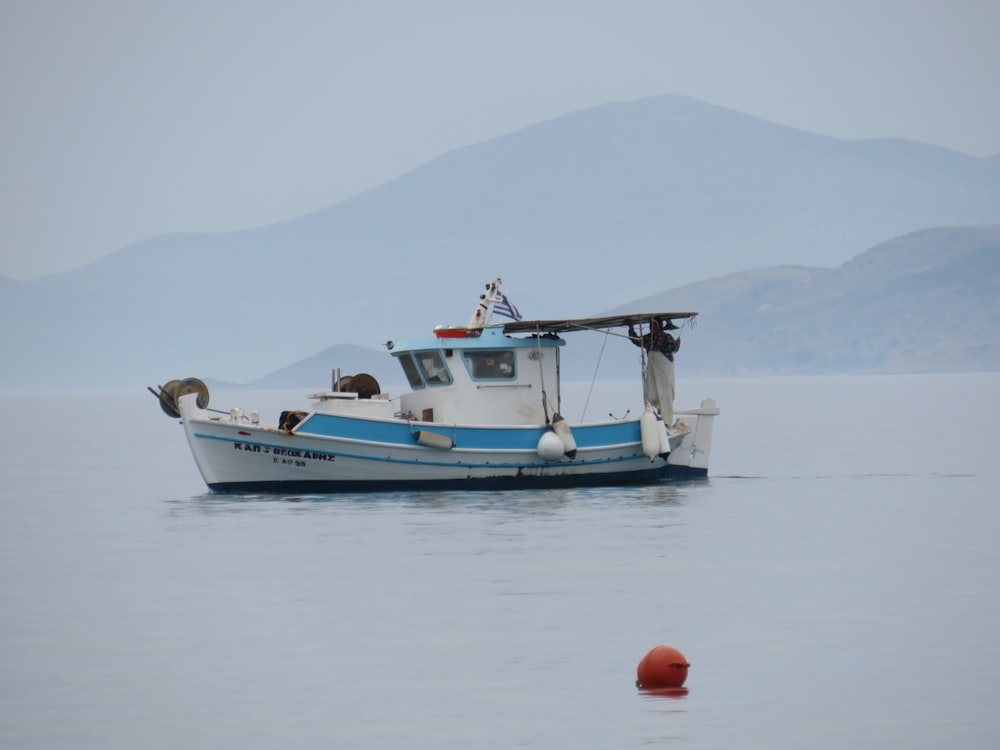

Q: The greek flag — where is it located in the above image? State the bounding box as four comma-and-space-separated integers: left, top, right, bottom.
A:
493, 291, 522, 321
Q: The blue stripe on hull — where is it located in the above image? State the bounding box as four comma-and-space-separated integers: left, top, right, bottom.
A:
192, 430, 643, 469
206, 464, 708, 494
296, 412, 640, 450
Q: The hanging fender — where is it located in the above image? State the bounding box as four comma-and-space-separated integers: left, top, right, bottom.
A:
414, 430, 454, 450
551, 413, 578, 459
656, 414, 671, 458
639, 405, 660, 461
536, 430, 565, 462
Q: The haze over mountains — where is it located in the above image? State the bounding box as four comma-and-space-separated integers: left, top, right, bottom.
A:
608, 224, 1000, 377
2, 94, 999, 393
231, 224, 1000, 391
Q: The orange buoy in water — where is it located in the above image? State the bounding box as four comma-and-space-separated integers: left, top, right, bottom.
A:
636, 645, 690, 689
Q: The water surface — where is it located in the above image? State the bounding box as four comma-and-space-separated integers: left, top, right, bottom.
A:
2, 373, 998, 748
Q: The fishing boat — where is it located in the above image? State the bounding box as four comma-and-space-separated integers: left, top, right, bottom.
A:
151, 279, 719, 493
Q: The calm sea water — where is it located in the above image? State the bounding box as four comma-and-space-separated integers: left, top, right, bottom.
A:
2, 373, 998, 749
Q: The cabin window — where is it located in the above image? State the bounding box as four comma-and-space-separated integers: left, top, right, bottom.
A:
415, 350, 453, 386
463, 350, 516, 380
395, 353, 425, 389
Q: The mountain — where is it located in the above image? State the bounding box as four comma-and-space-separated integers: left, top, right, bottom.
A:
227, 225, 1000, 391
596, 225, 1000, 377
237, 344, 401, 391
2, 94, 1000, 392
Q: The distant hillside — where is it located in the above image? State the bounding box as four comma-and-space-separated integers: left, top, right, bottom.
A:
241, 344, 402, 391
600, 225, 1000, 377
209, 225, 1000, 391
2, 94, 1000, 392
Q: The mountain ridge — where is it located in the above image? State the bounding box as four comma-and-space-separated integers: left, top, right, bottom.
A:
227, 225, 1000, 391
2, 94, 999, 392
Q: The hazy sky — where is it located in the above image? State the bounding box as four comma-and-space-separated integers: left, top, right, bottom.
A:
2, 0, 998, 281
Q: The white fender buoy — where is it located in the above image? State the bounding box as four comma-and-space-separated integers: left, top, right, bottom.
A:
551, 414, 578, 459
536, 430, 564, 462
639, 405, 659, 461
656, 416, 671, 458
415, 430, 454, 450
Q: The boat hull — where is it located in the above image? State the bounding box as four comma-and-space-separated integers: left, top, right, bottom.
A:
179, 395, 718, 494
205, 465, 706, 494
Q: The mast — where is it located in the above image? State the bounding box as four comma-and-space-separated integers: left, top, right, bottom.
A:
467, 277, 503, 329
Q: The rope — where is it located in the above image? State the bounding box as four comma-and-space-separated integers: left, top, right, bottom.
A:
534, 324, 551, 424
555, 345, 562, 414
580, 328, 611, 422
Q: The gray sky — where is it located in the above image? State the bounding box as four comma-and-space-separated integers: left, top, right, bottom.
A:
2, 0, 998, 281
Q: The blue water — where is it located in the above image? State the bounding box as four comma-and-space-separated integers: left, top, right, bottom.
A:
2, 373, 999, 749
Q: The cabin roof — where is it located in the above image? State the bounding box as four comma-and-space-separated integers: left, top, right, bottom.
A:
502, 312, 698, 335
389, 312, 698, 354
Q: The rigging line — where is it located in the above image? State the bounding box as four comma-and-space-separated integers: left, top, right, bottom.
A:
636, 320, 649, 404
534, 324, 551, 425
556, 345, 562, 414
580, 328, 611, 423
562, 322, 639, 339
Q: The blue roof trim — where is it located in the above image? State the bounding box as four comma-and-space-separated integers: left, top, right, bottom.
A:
392, 325, 565, 353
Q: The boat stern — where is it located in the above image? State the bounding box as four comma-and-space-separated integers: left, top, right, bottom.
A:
669, 399, 720, 472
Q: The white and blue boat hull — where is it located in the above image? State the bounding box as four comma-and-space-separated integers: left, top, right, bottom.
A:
159, 283, 721, 494
179, 394, 719, 493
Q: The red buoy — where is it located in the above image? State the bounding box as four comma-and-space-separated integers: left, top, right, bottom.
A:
636, 645, 690, 689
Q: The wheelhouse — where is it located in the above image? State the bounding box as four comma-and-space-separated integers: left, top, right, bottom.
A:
390, 326, 565, 426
